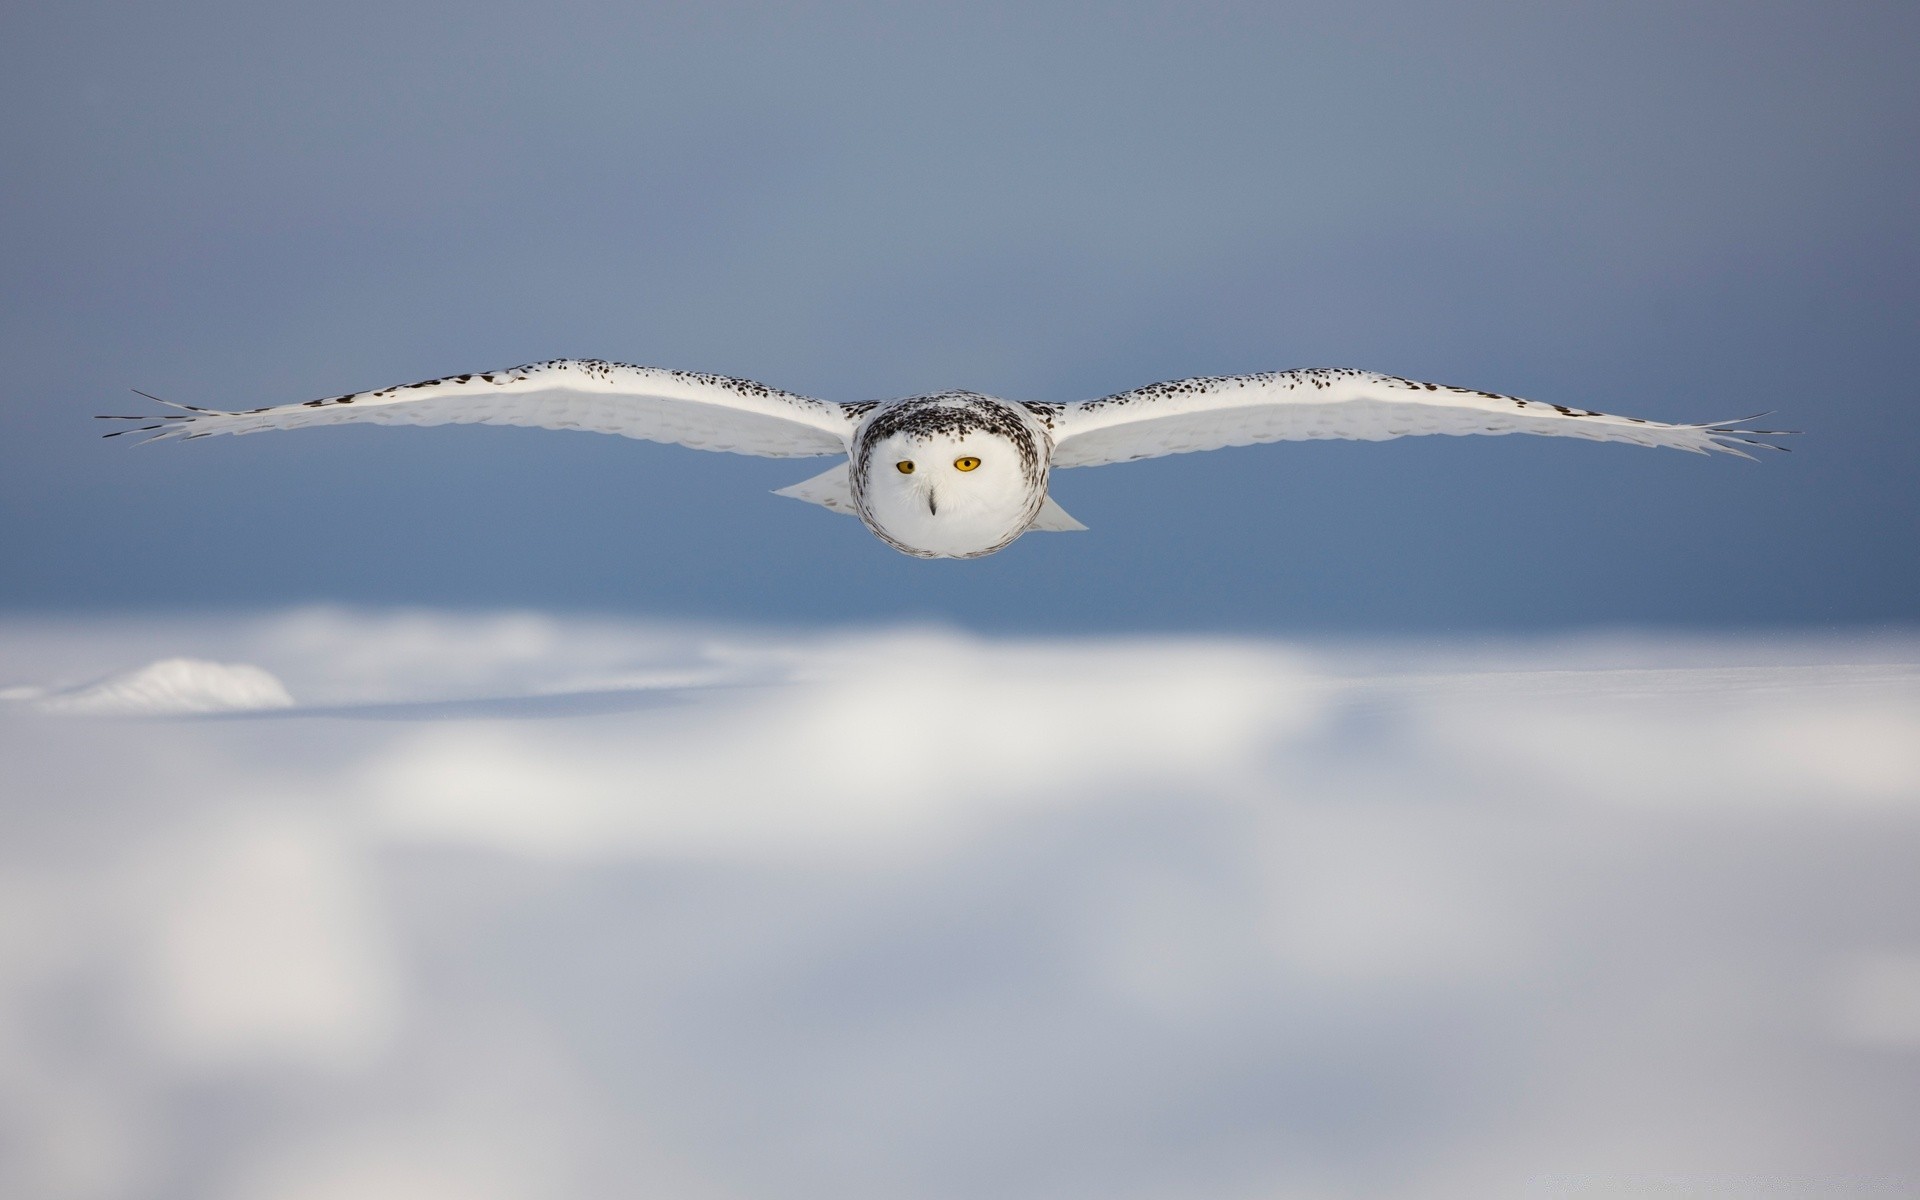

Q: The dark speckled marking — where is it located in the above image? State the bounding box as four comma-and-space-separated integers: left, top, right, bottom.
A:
1021, 402, 1061, 430
855, 393, 1043, 484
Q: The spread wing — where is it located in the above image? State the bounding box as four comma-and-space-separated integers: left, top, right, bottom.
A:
102, 359, 855, 458
1048, 369, 1790, 468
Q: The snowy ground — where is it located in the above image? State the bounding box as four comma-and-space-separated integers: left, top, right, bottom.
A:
2, 610, 1918, 1200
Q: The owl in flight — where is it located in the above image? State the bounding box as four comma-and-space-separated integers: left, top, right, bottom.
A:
106, 360, 1785, 558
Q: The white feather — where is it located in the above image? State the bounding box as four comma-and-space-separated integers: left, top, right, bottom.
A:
108, 359, 853, 459
1031, 496, 1088, 532
1048, 369, 1786, 468
773, 463, 859, 513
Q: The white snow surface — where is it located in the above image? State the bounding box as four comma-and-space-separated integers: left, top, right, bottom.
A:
1, 608, 1918, 1199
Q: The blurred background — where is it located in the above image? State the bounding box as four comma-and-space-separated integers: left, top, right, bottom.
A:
3, 2, 1919, 1198
2, 0, 1916, 631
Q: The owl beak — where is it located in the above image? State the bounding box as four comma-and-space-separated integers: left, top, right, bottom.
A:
926, 487, 938, 516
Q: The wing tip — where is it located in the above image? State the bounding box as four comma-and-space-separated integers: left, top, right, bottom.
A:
1693, 414, 1797, 461
103, 388, 248, 444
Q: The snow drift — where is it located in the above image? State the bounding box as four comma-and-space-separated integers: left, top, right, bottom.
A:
14, 656, 295, 715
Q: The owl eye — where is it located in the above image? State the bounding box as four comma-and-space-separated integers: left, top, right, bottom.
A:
895, 460, 915, 474
954, 456, 981, 472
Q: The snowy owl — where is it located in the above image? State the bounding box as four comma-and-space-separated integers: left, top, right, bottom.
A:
106, 360, 1786, 559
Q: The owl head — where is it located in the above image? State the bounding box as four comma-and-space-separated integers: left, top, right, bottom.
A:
851, 394, 1048, 559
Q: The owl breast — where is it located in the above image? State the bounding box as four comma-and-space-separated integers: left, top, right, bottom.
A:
849, 393, 1053, 559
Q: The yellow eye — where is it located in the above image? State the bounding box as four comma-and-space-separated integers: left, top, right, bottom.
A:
895, 460, 915, 474
954, 456, 981, 472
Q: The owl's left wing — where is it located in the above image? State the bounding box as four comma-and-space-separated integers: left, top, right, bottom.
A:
102, 359, 855, 458
1048, 369, 1788, 468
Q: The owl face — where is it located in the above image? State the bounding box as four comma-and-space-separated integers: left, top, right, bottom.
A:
851, 396, 1048, 558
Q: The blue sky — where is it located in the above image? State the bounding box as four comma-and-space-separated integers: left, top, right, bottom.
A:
2, 0, 1915, 632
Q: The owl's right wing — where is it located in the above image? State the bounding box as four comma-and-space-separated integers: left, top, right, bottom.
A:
1048, 369, 1789, 468
103, 359, 856, 458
